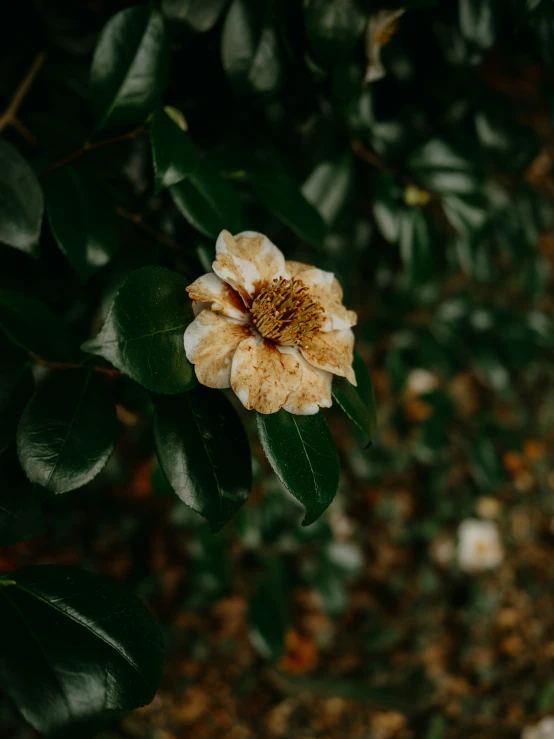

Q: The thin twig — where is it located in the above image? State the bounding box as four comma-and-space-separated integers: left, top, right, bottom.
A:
116, 206, 184, 252
0, 52, 47, 141
351, 137, 385, 170
35, 358, 120, 377
38, 126, 145, 177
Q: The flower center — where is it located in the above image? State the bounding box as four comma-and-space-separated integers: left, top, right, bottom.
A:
250, 278, 324, 346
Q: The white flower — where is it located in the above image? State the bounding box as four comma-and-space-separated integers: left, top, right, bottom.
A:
522, 717, 554, 739
457, 519, 504, 573
184, 230, 357, 415
405, 368, 439, 396
364, 9, 405, 84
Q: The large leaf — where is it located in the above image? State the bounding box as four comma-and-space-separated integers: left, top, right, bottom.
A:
256, 410, 339, 525
0, 338, 34, 454
169, 161, 243, 239
154, 387, 251, 530
44, 166, 120, 282
0, 564, 164, 737
16, 370, 118, 495
149, 107, 199, 193
304, 0, 367, 66
221, 0, 283, 96
82, 266, 196, 394
162, 0, 230, 32
0, 451, 45, 546
408, 140, 481, 195
90, 4, 169, 130
0, 290, 79, 363
0, 138, 44, 255
332, 353, 377, 440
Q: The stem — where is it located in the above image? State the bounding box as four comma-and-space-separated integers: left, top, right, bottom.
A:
38, 126, 145, 177
116, 206, 184, 253
351, 138, 385, 170
34, 358, 120, 377
0, 52, 47, 140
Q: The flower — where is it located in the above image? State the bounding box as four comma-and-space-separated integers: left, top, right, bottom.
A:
522, 717, 554, 739
364, 9, 405, 84
184, 230, 357, 415
457, 519, 504, 573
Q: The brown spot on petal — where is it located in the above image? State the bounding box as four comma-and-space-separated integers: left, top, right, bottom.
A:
282, 350, 333, 415
186, 272, 248, 321
230, 338, 301, 414
301, 329, 356, 385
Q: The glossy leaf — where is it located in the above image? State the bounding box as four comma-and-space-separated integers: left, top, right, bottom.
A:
0, 138, 43, 255
0, 290, 79, 363
90, 4, 169, 130
304, 0, 367, 66
0, 565, 164, 736
399, 208, 436, 285
302, 153, 354, 227
154, 387, 251, 530
0, 451, 45, 546
256, 410, 339, 525
149, 107, 199, 193
408, 140, 480, 195
17, 370, 118, 495
0, 338, 34, 453
372, 171, 402, 243
221, 0, 283, 96
459, 0, 497, 49
332, 353, 377, 440
44, 166, 120, 282
82, 266, 196, 394
169, 161, 243, 239
162, 0, 230, 32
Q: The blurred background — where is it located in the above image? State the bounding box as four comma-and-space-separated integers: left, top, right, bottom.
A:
1, 0, 554, 737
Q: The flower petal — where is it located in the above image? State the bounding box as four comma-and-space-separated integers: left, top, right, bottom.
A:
231, 337, 301, 414
285, 260, 312, 278
186, 272, 249, 322
184, 309, 253, 389
280, 347, 333, 415
214, 230, 287, 301
301, 329, 356, 385
297, 267, 357, 332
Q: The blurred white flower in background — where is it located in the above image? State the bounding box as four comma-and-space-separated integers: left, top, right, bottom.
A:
522, 717, 554, 739
404, 368, 439, 396
457, 519, 504, 573
364, 9, 405, 83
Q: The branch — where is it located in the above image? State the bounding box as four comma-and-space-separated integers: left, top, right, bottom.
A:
34, 358, 120, 377
38, 126, 145, 177
0, 52, 47, 142
351, 138, 385, 170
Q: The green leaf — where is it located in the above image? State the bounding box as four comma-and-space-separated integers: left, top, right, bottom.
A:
149, 107, 199, 193
82, 266, 196, 394
0, 338, 34, 454
249, 559, 287, 660
0, 564, 164, 736
169, 161, 243, 239
304, 0, 367, 66
16, 370, 118, 495
372, 171, 402, 243
221, 0, 283, 96
90, 4, 169, 131
44, 166, 120, 282
0, 452, 45, 546
332, 353, 377, 440
256, 410, 339, 525
0, 138, 44, 255
162, 0, 230, 32
0, 291, 79, 363
301, 153, 354, 227
408, 140, 480, 195
399, 208, 437, 285
459, 0, 497, 49
154, 387, 251, 530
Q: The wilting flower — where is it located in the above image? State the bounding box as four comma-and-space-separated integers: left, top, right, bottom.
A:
364, 9, 405, 84
522, 717, 554, 739
457, 519, 504, 573
184, 230, 357, 415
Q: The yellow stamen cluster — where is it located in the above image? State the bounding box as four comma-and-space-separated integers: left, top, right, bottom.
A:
250, 278, 324, 346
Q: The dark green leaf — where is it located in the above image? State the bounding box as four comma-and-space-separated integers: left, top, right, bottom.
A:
90, 5, 169, 130
249, 559, 287, 660
154, 387, 251, 530
169, 161, 243, 238
301, 153, 354, 227
459, 0, 497, 49
0, 564, 164, 736
256, 410, 339, 525
0, 291, 79, 363
149, 107, 199, 193
17, 369, 118, 495
372, 171, 402, 243
0, 338, 34, 454
0, 451, 45, 546
162, 0, 230, 32
408, 140, 480, 195
441, 193, 487, 239
332, 353, 377, 440
399, 208, 436, 285
44, 166, 120, 282
221, 0, 283, 96
0, 138, 44, 255
82, 266, 196, 394
304, 0, 367, 66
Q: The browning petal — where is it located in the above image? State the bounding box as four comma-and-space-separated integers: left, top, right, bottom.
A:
186, 272, 249, 322
301, 328, 356, 385
215, 230, 287, 298
280, 347, 333, 415
297, 267, 357, 332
